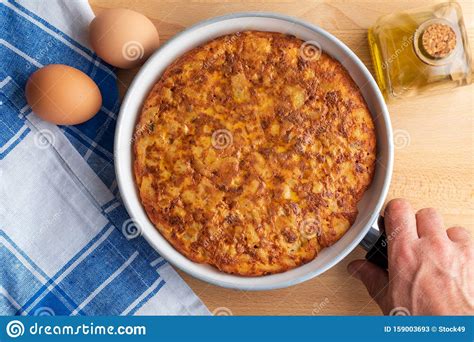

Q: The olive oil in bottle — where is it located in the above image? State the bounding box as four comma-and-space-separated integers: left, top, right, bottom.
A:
368, 1, 472, 100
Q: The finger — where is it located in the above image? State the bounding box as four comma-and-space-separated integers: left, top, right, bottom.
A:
384, 199, 417, 254
348, 260, 389, 310
446, 226, 471, 243
415, 208, 445, 238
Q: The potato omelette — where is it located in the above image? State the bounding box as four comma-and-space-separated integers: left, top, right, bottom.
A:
133, 31, 376, 276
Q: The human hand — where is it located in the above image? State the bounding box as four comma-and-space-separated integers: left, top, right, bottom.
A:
347, 198, 474, 315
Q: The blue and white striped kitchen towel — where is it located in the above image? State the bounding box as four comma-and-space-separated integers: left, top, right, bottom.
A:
0, 0, 209, 315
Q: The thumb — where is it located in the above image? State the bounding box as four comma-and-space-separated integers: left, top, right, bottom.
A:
347, 260, 390, 312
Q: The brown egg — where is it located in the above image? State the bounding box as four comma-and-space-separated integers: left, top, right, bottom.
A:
25, 64, 102, 125
89, 8, 160, 69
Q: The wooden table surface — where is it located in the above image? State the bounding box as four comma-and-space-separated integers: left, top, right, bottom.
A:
89, 0, 474, 315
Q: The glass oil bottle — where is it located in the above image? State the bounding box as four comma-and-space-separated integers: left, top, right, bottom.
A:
368, 1, 472, 100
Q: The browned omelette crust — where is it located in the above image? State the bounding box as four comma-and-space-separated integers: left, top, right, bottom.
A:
133, 31, 376, 276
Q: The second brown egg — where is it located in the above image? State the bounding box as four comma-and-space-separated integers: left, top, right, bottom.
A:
89, 8, 160, 69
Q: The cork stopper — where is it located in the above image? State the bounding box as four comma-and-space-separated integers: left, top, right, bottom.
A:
421, 23, 456, 59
